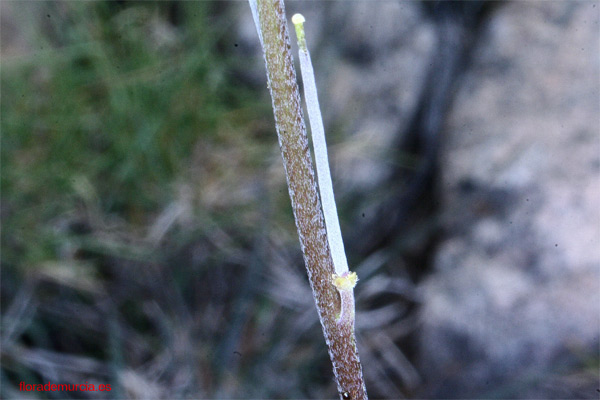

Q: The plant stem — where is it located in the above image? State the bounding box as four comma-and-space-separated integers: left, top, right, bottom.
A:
292, 13, 349, 277
248, 1, 367, 399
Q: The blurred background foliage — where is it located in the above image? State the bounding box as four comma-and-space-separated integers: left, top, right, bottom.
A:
2, 1, 270, 266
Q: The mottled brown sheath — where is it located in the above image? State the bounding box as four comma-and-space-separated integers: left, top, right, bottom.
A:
252, 0, 367, 398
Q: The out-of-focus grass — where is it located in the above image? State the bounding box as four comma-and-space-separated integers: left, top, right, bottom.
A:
1, 2, 268, 267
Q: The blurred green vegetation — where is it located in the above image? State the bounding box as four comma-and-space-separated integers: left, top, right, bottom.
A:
1, 1, 270, 269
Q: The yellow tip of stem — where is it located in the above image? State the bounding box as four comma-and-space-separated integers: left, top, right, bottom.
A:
291, 13, 305, 25
291, 13, 307, 51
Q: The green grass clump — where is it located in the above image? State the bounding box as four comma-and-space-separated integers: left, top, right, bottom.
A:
1, 2, 263, 268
